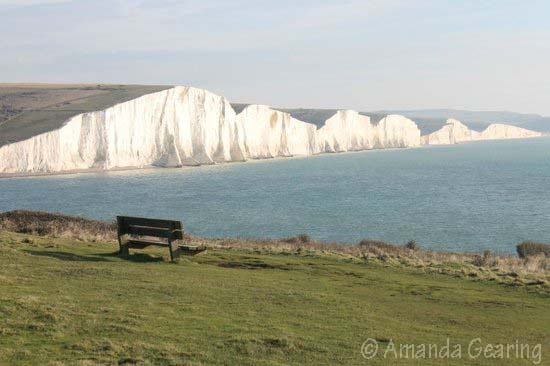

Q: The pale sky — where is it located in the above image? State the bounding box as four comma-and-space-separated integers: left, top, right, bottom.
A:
1, 0, 549, 115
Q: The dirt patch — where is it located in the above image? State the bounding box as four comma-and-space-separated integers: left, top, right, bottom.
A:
217, 261, 290, 270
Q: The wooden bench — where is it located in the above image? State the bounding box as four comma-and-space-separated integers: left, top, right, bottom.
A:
116, 216, 205, 261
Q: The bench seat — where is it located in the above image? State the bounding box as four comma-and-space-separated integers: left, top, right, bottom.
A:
179, 244, 207, 255
127, 239, 171, 249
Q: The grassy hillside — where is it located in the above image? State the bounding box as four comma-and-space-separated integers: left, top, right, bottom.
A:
0, 229, 548, 365
0, 84, 171, 146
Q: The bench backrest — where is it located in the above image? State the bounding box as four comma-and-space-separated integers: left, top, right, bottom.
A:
117, 216, 183, 240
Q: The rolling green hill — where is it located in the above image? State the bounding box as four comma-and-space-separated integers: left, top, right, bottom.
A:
0, 84, 171, 146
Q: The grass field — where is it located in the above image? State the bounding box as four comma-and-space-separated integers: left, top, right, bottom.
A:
0, 84, 171, 146
0, 231, 548, 365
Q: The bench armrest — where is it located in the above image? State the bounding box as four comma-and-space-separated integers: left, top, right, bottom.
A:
172, 229, 185, 240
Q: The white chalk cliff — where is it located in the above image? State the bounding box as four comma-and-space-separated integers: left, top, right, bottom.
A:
0, 86, 421, 174
317, 111, 420, 152
0, 86, 542, 175
422, 118, 542, 145
235, 104, 318, 158
477, 123, 542, 140
0, 87, 245, 173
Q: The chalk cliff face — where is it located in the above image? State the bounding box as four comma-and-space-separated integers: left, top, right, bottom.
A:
0, 87, 245, 173
317, 110, 373, 152
477, 123, 542, 140
422, 118, 541, 145
374, 114, 422, 148
236, 105, 318, 158
0, 86, 542, 175
0, 87, 423, 175
421, 119, 479, 145
317, 111, 421, 152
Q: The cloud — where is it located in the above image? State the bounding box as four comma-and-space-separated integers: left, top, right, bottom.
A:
0, 0, 70, 5
283, 0, 414, 29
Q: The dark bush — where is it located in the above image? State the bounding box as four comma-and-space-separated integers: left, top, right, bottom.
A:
297, 234, 311, 243
405, 240, 418, 250
282, 234, 311, 244
516, 241, 550, 258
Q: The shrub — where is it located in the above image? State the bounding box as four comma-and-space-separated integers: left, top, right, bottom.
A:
516, 241, 550, 258
297, 234, 311, 243
473, 250, 493, 267
405, 240, 418, 250
472, 255, 483, 267
282, 234, 311, 244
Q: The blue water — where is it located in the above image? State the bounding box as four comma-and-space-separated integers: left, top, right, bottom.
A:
2, 138, 550, 253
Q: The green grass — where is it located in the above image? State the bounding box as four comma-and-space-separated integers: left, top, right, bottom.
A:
0, 231, 548, 365
0, 84, 171, 146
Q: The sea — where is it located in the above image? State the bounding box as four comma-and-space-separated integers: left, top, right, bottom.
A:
2, 137, 550, 253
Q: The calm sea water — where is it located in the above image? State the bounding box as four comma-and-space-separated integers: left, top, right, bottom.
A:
2, 137, 550, 253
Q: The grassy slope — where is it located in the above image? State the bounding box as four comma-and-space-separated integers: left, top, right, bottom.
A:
0, 231, 548, 365
0, 84, 171, 146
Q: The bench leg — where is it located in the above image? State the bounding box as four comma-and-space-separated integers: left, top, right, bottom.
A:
119, 243, 130, 257
169, 241, 181, 262
117, 234, 129, 257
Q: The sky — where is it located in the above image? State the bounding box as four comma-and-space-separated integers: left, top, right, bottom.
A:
1, 0, 549, 115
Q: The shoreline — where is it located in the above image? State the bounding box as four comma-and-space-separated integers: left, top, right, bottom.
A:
1, 135, 546, 179
0, 145, 417, 180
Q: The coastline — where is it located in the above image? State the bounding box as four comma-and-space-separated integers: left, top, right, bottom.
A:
1, 135, 546, 179
0, 145, 418, 179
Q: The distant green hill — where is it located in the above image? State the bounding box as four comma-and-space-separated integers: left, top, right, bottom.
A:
376, 109, 550, 133
286, 108, 549, 134
0, 84, 171, 146
233, 104, 550, 134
